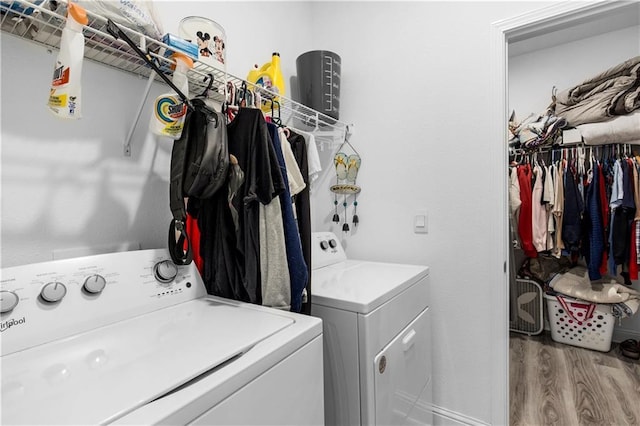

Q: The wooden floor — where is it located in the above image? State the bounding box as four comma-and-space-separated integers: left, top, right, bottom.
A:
510, 332, 640, 426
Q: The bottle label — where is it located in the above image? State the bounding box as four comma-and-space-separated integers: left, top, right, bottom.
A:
256, 76, 279, 99
48, 90, 67, 108
51, 64, 70, 87
162, 120, 186, 137
153, 95, 187, 138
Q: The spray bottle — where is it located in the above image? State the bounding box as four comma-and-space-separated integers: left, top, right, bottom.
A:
149, 52, 193, 139
47, 2, 88, 119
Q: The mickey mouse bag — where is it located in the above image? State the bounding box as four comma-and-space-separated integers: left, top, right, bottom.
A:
178, 17, 226, 70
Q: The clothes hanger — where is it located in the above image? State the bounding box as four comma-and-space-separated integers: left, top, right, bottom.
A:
226, 81, 235, 104
106, 19, 193, 110
222, 81, 237, 121
235, 81, 249, 108
192, 73, 221, 116
245, 84, 254, 108
198, 74, 215, 98
577, 146, 586, 176
538, 149, 547, 167
270, 99, 282, 126
254, 89, 262, 109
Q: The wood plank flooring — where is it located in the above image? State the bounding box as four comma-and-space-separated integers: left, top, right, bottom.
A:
510, 332, 640, 426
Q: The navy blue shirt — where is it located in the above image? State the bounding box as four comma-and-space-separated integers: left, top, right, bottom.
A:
267, 123, 308, 312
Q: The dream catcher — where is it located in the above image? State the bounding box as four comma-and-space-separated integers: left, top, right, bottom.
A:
331, 130, 361, 232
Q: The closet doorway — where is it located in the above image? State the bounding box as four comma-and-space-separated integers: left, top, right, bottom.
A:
491, 2, 640, 425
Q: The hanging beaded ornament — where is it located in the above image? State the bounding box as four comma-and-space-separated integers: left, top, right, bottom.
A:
331, 130, 361, 233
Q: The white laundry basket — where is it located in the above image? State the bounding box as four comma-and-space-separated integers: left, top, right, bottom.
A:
544, 293, 615, 352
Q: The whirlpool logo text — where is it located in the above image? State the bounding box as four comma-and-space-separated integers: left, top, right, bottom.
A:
0, 317, 26, 332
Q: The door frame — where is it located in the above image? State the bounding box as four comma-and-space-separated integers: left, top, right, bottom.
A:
489, 1, 635, 424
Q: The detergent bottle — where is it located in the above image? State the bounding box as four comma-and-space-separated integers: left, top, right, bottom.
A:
246, 52, 285, 112
47, 2, 88, 119
149, 52, 193, 139
270, 52, 285, 98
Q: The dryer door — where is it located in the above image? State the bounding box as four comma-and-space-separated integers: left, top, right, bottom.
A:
373, 307, 432, 425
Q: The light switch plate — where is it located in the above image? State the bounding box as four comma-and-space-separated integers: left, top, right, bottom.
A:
414, 211, 428, 234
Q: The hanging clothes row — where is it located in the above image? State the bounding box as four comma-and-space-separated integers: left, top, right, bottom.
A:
188, 86, 322, 314
510, 144, 640, 285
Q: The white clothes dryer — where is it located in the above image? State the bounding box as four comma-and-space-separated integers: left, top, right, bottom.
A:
0, 249, 324, 425
311, 232, 433, 426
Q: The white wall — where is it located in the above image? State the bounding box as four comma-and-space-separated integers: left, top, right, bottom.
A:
1, 36, 170, 265
1, 2, 564, 425
1, 2, 313, 267
306, 1, 552, 424
509, 24, 640, 343
152, 1, 314, 87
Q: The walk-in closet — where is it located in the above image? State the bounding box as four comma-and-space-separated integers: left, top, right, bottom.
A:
505, 3, 640, 424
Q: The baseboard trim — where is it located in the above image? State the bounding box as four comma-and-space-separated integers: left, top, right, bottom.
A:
431, 405, 490, 426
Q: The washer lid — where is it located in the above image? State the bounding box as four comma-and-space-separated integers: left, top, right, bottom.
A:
312, 260, 429, 313
1, 299, 294, 425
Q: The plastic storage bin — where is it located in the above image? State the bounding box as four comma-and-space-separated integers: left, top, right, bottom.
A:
296, 50, 341, 120
544, 293, 615, 352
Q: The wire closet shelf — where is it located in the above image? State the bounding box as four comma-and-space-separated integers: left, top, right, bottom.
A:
1, 0, 350, 152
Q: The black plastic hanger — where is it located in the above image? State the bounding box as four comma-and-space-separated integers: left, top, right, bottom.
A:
198, 73, 215, 98
271, 99, 282, 126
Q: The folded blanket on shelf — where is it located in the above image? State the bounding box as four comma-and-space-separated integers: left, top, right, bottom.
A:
555, 56, 640, 126
549, 266, 640, 317
508, 110, 567, 150
576, 110, 640, 145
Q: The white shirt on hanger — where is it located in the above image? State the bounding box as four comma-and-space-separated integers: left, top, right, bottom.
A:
290, 128, 322, 186
278, 128, 306, 196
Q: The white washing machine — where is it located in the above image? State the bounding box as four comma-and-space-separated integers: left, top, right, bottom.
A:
311, 232, 433, 426
0, 249, 324, 425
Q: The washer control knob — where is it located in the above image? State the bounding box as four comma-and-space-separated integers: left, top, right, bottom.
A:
153, 260, 178, 284
83, 274, 107, 294
320, 240, 329, 250
40, 282, 67, 303
328, 239, 338, 249
0, 290, 20, 313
